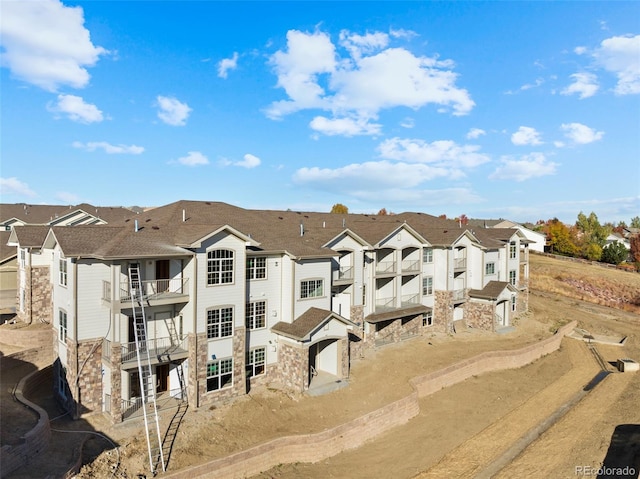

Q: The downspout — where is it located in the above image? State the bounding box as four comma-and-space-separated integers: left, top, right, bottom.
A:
192, 255, 198, 407
28, 248, 33, 324
73, 258, 80, 419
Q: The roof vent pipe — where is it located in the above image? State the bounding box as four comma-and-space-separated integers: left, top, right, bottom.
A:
323, 221, 325, 228
182, 209, 186, 222
300, 222, 304, 236
342, 218, 346, 228
135, 219, 139, 232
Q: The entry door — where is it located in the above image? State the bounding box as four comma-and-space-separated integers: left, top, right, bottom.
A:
155, 260, 170, 292
156, 364, 170, 393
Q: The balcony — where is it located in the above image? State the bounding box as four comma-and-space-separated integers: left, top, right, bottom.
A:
375, 261, 396, 275
452, 289, 466, 304
453, 257, 467, 271
401, 293, 419, 307
102, 278, 189, 306
520, 251, 529, 263
375, 297, 395, 311
401, 260, 420, 274
121, 335, 189, 366
332, 266, 354, 284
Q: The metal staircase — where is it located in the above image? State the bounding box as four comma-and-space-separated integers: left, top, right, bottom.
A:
128, 264, 166, 475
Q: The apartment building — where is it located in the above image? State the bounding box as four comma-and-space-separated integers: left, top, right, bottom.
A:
8, 200, 529, 423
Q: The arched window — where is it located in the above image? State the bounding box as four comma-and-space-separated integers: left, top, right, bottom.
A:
207, 249, 234, 285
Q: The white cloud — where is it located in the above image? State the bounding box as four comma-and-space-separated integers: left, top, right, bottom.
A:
309, 116, 382, 136
466, 128, 486, 140
56, 191, 80, 203
378, 138, 489, 172
593, 34, 640, 95
47, 94, 103, 123
389, 28, 418, 40
0, 177, 37, 197
220, 153, 262, 169
490, 152, 558, 182
72, 141, 144, 154
218, 52, 239, 78
574, 46, 588, 55
511, 126, 543, 146
266, 29, 474, 135
400, 117, 415, 129
561, 72, 599, 99
0, 0, 107, 91
560, 122, 604, 144
520, 78, 544, 91
175, 151, 209, 166
236, 153, 261, 169
156, 95, 192, 126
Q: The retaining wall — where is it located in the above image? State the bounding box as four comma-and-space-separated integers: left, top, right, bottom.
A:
0, 326, 53, 366
162, 320, 576, 479
0, 365, 52, 478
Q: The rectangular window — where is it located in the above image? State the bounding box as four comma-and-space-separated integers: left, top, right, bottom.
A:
207, 249, 234, 285
246, 257, 266, 280
207, 307, 233, 339
422, 312, 433, 327
509, 241, 517, 259
509, 270, 517, 286
20, 249, 26, 269
511, 296, 517, 312
246, 301, 266, 330
485, 262, 495, 275
246, 347, 266, 378
301, 279, 323, 299
58, 366, 67, 398
423, 248, 433, 263
206, 358, 233, 391
362, 284, 366, 306
59, 310, 67, 342
422, 276, 433, 296
59, 259, 67, 286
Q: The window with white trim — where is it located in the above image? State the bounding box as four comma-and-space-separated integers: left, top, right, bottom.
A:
511, 296, 517, 312
59, 309, 68, 342
58, 365, 67, 398
206, 358, 233, 391
423, 311, 433, 327
509, 241, 517, 259
207, 249, 234, 285
59, 259, 67, 286
300, 279, 323, 299
246, 257, 266, 280
246, 301, 266, 329
207, 307, 233, 339
423, 247, 433, 263
422, 276, 433, 296
485, 262, 495, 275
246, 347, 266, 378
509, 270, 517, 285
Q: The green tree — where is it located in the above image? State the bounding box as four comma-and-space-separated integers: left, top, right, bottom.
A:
630, 216, 640, 229
330, 203, 349, 214
601, 242, 629, 264
575, 211, 610, 260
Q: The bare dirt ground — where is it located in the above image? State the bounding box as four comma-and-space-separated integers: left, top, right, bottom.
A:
2, 254, 639, 479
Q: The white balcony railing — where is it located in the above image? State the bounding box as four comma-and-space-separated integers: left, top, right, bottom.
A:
401, 260, 420, 272
121, 335, 188, 363
121, 278, 189, 302
453, 258, 467, 270
452, 289, 466, 301
333, 266, 354, 282
375, 297, 395, 310
376, 261, 396, 274
401, 293, 419, 306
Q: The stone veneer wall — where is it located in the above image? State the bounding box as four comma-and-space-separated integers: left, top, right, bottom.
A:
348, 305, 365, 359
109, 341, 122, 422
75, 340, 103, 414
517, 287, 529, 317
275, 341, 308, 393
16, 266, 52, 324
197, 327, 247, 407
433, 290, 453, 333
465, 301, 494, 331
340, 338, 349, 379
162, 320, 578, 479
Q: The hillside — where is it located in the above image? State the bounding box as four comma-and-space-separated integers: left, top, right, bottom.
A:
530, 253, 640, 314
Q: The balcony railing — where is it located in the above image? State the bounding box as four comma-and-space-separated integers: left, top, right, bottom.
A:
375, 261, 396, 274
401, 260, 420, 273
333, 266, 354, 282
453, 258, 467, 270
375, 297, 395, 310
520, 251, 529, 263
121, 335, 188, 364
401, 293, 419, 306
102, 278, 189, 302
452, 289, 466, 301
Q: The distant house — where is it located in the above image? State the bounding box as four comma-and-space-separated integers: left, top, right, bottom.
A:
468, 218, 546, 253
0, 231, 17, 314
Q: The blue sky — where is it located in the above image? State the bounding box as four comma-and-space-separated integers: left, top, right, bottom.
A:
1, 1, 639, 224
